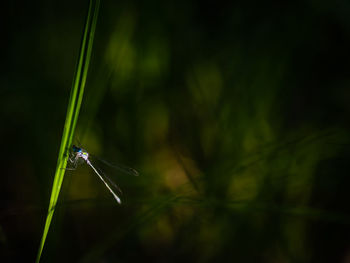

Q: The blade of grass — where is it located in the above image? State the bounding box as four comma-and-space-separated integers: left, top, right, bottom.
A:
35, 0, 100, 262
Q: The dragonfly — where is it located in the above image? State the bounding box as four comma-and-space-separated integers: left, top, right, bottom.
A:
68, 145, 139, 204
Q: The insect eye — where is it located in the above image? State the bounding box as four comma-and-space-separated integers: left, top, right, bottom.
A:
72, 145, 82, 153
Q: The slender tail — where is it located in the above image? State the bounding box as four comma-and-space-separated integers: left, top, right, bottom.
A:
86, 160, 121, 204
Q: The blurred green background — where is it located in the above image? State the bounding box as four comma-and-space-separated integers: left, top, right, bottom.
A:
2, 0, 350, 262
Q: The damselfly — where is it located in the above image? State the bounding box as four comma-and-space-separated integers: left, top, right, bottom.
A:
68, 145, 138, 204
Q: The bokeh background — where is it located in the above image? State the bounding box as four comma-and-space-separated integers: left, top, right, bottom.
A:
2, 0, 350, 262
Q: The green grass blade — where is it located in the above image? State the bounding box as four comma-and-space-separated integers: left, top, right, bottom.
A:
35, 1, 100, 262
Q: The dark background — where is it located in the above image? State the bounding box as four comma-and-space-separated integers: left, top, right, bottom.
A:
1, 0, 350, 262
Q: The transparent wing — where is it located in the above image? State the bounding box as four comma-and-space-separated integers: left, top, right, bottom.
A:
94, 163, 123, 194
90, 154, 139, 176
86, 159, 122, 204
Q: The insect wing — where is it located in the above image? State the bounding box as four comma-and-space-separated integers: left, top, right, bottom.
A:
90, 154, 139, 176
91, 160, 123, 195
